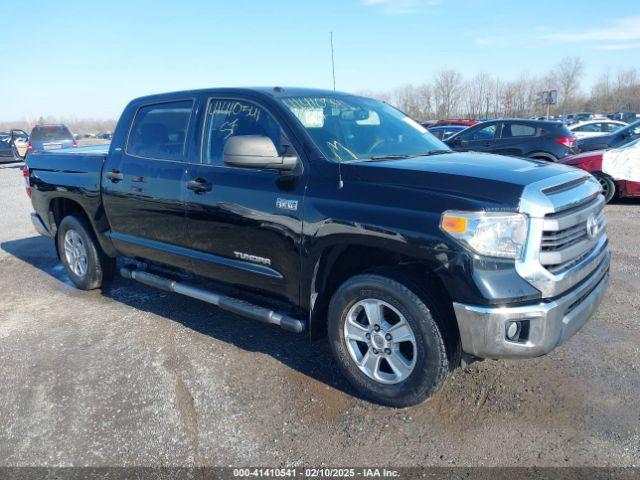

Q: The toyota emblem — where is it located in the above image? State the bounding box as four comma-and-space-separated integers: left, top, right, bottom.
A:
586, 215, 599, 240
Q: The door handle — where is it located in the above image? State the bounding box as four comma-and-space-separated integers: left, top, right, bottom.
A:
187, 178, 212, 194
105, 170, 124, 182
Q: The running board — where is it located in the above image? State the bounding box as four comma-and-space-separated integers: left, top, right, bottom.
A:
120, 267, 306, 333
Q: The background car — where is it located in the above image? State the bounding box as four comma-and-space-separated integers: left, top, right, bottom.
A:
560, 138, 640, 203
444, 118, 576, 161
28, 124, 76, 153
570, 120, 627, 139
610, 112, 639, 123
428, 124, 467, 140
0, 130, 29, 162
573, 112, 595, 123
0, 132, 14, 161
96, 132, 112, 140
577, 119, 640, 152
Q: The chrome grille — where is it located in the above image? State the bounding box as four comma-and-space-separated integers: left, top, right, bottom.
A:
539, 195, 606, 275
517, 171, 609, 298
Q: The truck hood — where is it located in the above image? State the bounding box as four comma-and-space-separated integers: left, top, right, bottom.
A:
347, 152, 582, 208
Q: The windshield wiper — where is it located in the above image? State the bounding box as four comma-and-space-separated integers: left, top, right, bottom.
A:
420, 150, 452, 156
361, 150, 452, 162
364, 154, 416, 161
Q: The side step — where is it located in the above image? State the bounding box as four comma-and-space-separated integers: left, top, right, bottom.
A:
120, 267, 306, 333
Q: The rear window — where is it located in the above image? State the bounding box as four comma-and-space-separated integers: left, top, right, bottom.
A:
30, 125, 73, 142
502, 123, 536, 138
127, 100, 193, 161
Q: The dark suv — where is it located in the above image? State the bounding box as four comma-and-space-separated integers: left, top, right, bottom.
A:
444, 119, 576, 162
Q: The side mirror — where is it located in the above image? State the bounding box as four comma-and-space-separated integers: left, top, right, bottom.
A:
223, 135, 298, 170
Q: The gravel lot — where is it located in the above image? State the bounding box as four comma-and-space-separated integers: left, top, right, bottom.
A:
0, 160, 638, 467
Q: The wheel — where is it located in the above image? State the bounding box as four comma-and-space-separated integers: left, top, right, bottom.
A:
57, 215, 115, 290
328, 273, 452, 407
593, 172, 616, 203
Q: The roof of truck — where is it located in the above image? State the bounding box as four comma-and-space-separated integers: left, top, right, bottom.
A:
128, 87, 357, 104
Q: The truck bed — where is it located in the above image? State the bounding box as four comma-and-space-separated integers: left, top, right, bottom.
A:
26, 146, 109, 242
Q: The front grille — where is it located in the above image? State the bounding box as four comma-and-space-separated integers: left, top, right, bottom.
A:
539, 195, 606, 275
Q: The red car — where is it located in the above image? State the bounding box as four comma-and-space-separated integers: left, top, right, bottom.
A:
559, 139, 640, 203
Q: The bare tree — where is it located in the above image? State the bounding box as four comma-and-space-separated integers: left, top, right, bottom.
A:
552, 56, 585, 114
433, 69, 464, 118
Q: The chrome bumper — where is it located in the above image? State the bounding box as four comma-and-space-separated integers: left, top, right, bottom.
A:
30, 212, 51, 238
453, 251, 610, 359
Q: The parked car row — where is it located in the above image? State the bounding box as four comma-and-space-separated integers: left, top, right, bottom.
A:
569, 120, 627, 139
0, 124, 116, 163
420, 115, 640, 204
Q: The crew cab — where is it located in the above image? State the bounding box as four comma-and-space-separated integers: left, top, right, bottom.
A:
21, 88, 610, 407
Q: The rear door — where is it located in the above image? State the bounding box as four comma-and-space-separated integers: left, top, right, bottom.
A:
492, 121, 538, 157
183, 95, 306, 304
102, 99, 195, 269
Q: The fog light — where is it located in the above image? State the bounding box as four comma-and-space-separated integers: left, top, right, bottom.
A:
506, 321, 520, 340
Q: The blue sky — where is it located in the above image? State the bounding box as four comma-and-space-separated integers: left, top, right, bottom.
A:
2, 0, 639, 120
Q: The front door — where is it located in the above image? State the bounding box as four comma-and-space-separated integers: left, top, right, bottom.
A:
449, 122, 499, 153
102, 99, 195, 269
184, 97, 306, 304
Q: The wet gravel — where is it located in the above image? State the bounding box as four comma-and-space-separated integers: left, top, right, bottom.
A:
0, 161, 638, 467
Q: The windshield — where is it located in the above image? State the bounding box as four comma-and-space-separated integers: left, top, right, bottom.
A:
279, 95, 449, 162
621, 119, 640, 134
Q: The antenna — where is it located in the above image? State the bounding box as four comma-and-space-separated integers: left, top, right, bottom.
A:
330, 31, 344, 189
330, 31, 337, 92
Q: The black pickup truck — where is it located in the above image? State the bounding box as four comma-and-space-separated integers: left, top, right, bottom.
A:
22, 88, 610, 407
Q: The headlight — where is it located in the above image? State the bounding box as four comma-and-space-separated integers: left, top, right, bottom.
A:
440, 211, 528, 259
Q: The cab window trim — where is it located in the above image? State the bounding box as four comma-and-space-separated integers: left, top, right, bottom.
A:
124, 97, 196, 163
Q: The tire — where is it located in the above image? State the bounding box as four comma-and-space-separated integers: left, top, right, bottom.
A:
56, 215, 115, 290
593, 172, 616, 204
328, 272, 452, 407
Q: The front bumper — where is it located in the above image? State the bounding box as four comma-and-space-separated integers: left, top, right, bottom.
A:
453, 251, 610, 359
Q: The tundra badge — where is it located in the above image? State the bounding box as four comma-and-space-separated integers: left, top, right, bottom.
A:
234, 251, 272, 266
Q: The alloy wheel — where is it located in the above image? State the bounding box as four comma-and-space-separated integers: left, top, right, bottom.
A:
63, 229, 88, 277
343, 298, 417, 384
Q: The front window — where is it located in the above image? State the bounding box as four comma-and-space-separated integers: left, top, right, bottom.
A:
462, 123, 497, 141
279, 95, 448, 162
203, 99, 292, 165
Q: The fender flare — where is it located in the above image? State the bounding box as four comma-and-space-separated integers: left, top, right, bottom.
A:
527, 151, 557, 162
